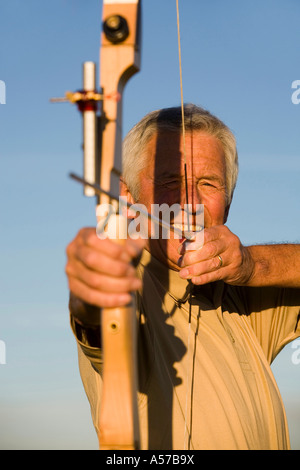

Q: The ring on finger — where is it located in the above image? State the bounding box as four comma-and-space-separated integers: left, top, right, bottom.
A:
217, 255, 223, 268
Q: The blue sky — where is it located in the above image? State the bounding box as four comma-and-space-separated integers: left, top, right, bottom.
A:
0, 0, 299, 449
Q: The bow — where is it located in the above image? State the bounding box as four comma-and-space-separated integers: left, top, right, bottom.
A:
53, 0, 193, 449
52, 0, 142, 450
96, 0, 141, 450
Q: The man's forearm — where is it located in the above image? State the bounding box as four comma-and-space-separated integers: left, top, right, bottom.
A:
247, 244, 300, 288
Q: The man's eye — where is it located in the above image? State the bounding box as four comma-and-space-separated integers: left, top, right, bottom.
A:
162, 180, 181, 188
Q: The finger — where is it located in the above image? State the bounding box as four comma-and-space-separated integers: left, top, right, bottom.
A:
179, 255, 224, 280
125, 237, 146, 259
178, 226, 226, 258
68, 276, 133, 308
189, 267, 225, 286
77, 228, 145, 264
71, 241, 137, 277
82, 228, 132, 260
66, 254, 141, 291
179, 236, 226, 269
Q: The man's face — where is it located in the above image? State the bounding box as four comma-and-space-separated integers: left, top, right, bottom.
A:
123, 130, 229, 270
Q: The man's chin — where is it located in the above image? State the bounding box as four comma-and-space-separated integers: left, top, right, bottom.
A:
148, 239, 181, 271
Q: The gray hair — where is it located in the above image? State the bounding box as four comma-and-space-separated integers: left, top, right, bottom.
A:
122, 104, 238, 205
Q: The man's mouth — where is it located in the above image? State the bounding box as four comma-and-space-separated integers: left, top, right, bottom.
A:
173, 224, 204, 238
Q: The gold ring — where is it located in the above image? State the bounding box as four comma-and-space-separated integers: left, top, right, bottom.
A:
217, 255, 223, 268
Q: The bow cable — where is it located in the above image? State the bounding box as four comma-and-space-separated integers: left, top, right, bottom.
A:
176, 0, 192, 450
176, 0, 190, 234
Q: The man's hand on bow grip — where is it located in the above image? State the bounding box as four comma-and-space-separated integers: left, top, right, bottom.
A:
65, 227, 144, 309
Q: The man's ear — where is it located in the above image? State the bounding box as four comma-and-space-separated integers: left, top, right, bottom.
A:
120, 178, 135, 203
119, 178, 137, 219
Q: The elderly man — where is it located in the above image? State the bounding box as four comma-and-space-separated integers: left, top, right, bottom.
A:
66, 104, 300, 450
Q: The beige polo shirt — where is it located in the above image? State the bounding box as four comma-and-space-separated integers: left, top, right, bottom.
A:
73, 251, 300, 450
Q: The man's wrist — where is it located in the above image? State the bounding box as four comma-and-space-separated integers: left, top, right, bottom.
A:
241, 246, 257, 286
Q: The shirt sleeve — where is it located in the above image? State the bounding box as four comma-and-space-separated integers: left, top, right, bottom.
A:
70, 314, 103, 375
245, 287, 300, 363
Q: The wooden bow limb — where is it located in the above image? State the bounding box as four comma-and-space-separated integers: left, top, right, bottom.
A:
98, 0, 141, 206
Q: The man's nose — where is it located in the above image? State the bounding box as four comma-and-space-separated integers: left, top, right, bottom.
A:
182, 178, 202, 208
181, 180, 203, 227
